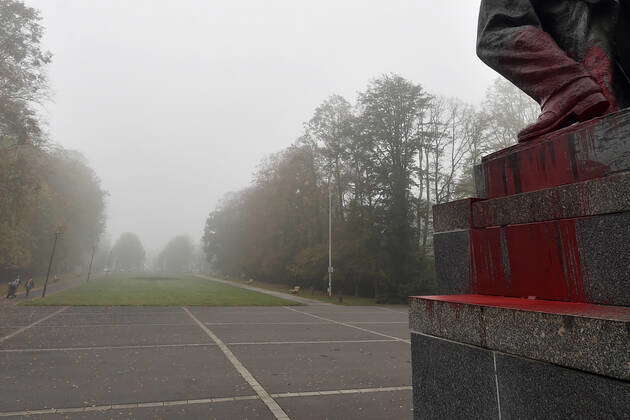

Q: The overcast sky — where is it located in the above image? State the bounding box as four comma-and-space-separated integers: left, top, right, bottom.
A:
30, 0, 496, 252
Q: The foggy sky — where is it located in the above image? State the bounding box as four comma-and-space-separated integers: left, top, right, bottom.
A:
30, 0, 496, 252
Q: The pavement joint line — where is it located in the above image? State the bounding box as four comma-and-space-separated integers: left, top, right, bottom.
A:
182, 306, 291, 420
206, 322, 330, 326
227, 339, 399, 346
0, 396, 261, 417
0, 386, 412, 417
8, 323, 196, 328
0, 339, 401, 353
0, 343, 217, 353
374, 306, 409, 313
283, 307, 411, 344
137, 402, 164, 408
0, 307, 68, 344
267, 386, 411, 399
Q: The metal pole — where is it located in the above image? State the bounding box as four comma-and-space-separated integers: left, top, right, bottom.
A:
328, 179, 333, 297
86, 245, 96, 282
42, 232, 60, 298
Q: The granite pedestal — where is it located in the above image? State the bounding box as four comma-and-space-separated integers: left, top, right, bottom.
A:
410, 109, 630, 419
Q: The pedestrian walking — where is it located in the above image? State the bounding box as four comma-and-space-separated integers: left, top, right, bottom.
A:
25, 278, 34, 297
6, 278, 18, 299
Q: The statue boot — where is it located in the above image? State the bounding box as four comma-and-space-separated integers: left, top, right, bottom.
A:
517, 76, 609, 142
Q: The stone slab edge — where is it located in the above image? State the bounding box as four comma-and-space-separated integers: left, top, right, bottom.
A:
472, 171, 630, 228
433, 198, 477, 233
408, 295, 630, 381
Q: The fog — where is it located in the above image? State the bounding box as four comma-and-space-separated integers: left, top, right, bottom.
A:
30, 0, 495, 251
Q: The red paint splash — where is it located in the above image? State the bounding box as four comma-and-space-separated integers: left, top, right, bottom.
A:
480, 120, 609, 199
468, 219, 586, 303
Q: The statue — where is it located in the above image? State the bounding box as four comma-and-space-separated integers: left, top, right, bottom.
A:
477, 0, 630, 142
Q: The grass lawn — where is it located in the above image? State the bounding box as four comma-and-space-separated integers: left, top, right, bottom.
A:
228, 277, 381, 306
22, 274, 301, 307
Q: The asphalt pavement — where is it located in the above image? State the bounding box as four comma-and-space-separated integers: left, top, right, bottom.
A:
0, 303, 412, 419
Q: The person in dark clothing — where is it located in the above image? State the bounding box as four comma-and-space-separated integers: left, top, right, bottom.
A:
477, 0, 630, 141
6, 279, 18, 299
24, 278, 34, 297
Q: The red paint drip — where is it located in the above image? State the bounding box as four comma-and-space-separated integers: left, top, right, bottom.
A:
468, 219, 586, 303
471, 228, 507, 295
481, 121, 609, 199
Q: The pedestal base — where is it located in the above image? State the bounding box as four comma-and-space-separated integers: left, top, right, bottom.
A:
409, 295, 630, 419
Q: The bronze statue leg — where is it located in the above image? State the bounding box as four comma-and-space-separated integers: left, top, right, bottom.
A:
477, 0, 591, 105
614, 0, 630, 106
476, 0, 627, 141
534, 0, 629, 109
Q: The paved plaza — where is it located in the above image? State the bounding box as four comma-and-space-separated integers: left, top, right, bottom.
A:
0, 303, 412, 419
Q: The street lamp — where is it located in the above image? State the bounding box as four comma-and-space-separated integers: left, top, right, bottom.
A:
86, 244, 97, 282
327, 177, 333, 297
42, 226, 65, 298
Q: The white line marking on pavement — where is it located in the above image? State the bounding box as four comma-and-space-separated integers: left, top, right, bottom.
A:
0, 343, 216, 353
4, 323, 196, 328
271, 386, 412, 398
0, 385, 412, 417
228, 339, 398, 346
3, 321, 407, 329
0, 307, 67, 344
283, 307, 411, 344
374, 306, 409, 313
183, 307, 291, 420
0, 339, 399, 353
0, 395, 260, 417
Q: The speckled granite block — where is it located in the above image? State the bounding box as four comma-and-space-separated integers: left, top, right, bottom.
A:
474, 108, 630, 199
409, 295, 630, 381
472, 171, 630, 228
496, 353, 630, 419
433, 199, 476, 233
411, 333, 630, 419
410, 333, 499, 420
577, 212, 630, 306
433, 231, 471, 295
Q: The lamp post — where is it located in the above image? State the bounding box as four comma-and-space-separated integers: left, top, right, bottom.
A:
86, 245, 96, 282
42, 226, 65, 298
327, 177, 333, 297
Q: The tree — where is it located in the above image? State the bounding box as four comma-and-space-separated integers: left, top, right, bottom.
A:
0, 2, 108, 283
158, 235, 194, 273
111, 233, 145, 271
481, 77, 539, 150
356, 74, 431, 300
202, 74, 536, 302
0, 0, 51, 146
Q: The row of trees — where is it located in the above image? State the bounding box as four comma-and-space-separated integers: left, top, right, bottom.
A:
203, 74, 538, 302
0, 0, 107, 280
87, 233, 205, 275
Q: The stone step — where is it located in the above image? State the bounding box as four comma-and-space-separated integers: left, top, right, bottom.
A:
409, 294, 630, 381
473, 108, 630, 199
410, 332, 629, 419
433, 211, 630, 306
434, 171, 630, 232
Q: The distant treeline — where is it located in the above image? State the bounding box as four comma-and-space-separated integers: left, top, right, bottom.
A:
203, 74, 538, 302
0, 1, 107, 281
